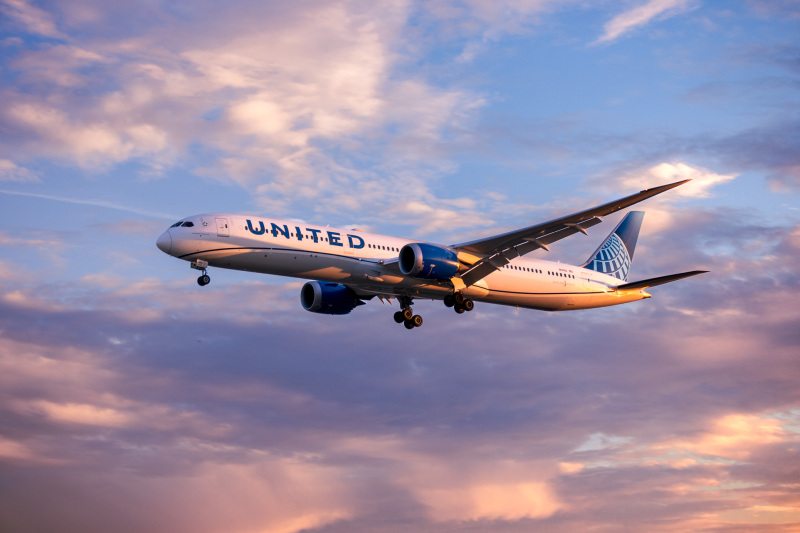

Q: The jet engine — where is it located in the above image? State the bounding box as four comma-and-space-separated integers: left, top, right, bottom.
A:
300, 281, 364, 315
398, 243, 460, 280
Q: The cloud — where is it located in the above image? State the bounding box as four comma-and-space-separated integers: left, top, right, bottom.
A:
10, 43, 108, 87
617, 161, 737, 198
3, 101, 171, 168
661, 413, 790, 461
0, 259, 33, 281
706, 121, 800, 192
0, 159, 38, 182
595, 0, 696, 44
0, 0, 66, 39
0, 0, 498, 228
582, 161, 737, 237
1, 207, 798, 531
420, 0, 574, 62
419, 479, 561, 522
0, 2, 799, 532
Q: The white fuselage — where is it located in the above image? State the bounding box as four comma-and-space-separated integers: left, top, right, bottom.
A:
157, 213, 649, 311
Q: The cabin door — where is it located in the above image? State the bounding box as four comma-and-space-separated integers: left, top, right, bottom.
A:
215, 218, 229, 237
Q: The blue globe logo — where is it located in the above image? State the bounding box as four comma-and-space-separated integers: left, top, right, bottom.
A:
590, 234, 631, 280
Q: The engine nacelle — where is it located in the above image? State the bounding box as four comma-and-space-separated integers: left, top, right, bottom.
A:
300, 281, 363, 315
398, 243, 460, 280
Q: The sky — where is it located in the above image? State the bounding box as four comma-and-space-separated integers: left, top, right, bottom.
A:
0, 0, 799, 531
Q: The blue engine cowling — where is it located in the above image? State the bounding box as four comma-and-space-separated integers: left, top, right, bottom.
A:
300, 281, 364, 315
399, 243, 460, 280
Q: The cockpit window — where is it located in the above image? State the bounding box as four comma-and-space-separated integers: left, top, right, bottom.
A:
170, 221, 183, 228
181, 221, 194, 227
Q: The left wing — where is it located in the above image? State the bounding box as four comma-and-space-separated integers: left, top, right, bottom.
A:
453, 180, 690, 287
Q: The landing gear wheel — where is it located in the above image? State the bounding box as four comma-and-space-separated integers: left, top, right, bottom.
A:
463, 299, 474, 312
443, 294, 455, 308
412, 315, 423, 327
454, 305, 465, 314
394, 311, 405, 323
404, 319, 415, 329
197, 274, 210, 286
454, 292, 465, 305
402, 307, 414, 321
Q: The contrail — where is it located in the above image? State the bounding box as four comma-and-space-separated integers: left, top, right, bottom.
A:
0, 189, 178, 220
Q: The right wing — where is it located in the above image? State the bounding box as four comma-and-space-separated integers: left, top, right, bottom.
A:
453, 179, 690, 287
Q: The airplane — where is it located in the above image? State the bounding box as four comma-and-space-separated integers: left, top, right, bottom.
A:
156, 179, 707, 329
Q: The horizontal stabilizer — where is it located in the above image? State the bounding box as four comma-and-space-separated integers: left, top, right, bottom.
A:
615, 270, 708, 291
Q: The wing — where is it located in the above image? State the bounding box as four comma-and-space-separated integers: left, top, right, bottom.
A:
454, 179, 690, 287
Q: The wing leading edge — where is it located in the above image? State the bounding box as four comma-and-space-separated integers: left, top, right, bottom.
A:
453, 179, 690, 287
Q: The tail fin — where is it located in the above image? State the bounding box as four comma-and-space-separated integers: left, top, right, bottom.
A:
581, 211, 644, 281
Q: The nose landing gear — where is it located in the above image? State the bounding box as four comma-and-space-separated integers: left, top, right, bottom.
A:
394, 296, 423, 329
191, 259, 210, 286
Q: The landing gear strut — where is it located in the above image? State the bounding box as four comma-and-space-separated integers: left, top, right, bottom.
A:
191, 259, 210, 286
394, 296, 423, 329
444, 292, 474, 314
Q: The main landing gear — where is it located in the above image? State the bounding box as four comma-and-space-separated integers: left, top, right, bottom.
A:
393, 296, 423, 329
191, 259, 210, 286
444, 291, 474, 314
390, 293, 474, 329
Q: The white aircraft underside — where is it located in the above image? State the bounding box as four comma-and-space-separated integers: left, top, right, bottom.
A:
156, 180, 707, 328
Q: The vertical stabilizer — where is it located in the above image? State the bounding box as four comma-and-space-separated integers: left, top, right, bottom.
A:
581, 211, 644, 281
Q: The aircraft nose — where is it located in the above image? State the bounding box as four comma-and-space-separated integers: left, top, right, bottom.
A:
156, 230, 172, 254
